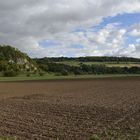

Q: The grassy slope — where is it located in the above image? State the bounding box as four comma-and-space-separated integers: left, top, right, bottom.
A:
0, 73, 140, 82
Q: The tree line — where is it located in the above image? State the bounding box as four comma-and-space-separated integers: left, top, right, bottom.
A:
38, 62, 140, 75
35, 56, 140, 63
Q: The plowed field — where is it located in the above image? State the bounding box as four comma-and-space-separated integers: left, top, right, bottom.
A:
0, 77, 140, 140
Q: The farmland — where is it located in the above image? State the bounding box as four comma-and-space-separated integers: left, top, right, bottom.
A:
0, 77, 140, 139
55, 61, 140, 67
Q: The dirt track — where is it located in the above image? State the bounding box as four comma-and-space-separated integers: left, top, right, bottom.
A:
0, 77, 140, 139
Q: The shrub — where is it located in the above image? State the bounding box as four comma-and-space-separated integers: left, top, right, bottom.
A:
3, 70, 18, 77
54, 73, 62, 76
39, 72, 45, 76
61, 69, 69, 76
26, 73, 31, 77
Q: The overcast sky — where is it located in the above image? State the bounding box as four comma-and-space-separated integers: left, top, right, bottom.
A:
0, 0, 140, 58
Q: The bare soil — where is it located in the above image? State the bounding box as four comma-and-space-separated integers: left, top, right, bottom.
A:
0, 77, 140, 140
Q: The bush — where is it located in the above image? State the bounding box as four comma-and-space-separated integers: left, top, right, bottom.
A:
61, 69, 69, 76
39, 72, 45, 76
73, 68, 83, 75
26, 73, 31, 77
54, 73, 62, 76
3, 70, 18, 77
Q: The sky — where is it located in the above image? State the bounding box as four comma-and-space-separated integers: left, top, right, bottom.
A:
0, 0, 140, 58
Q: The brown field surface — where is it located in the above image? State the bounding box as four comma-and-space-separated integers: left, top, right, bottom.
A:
0, 77, 140, 140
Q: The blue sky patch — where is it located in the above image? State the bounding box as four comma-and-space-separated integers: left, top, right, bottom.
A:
39, 40, 60, 48
94, 13, 140, 30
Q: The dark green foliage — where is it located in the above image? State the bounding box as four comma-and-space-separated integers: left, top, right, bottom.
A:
73, 68, 83, 75
26, 73, 31, 77
39, 71, 45, 76
34, 56, 140, 63
0, 45, 28, 62
0, 45, 38, 76
36, 61, 140, 75
35, 56, 140, 75
61, 69, 69, 76
3, 70, 18, 77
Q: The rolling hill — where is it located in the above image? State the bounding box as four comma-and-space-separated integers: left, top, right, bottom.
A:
0, 45, 38, 75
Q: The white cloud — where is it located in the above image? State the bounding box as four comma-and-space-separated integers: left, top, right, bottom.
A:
0, 0, 140, 57
129, 23, 140, 37
38, 23, 127, 57
129, 29, 140, 37
116, 44, 135, 56
128, 44, 140, 57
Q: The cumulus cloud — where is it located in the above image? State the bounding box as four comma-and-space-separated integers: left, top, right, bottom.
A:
0, 0, 140, 57
40, 23, 127, 57
129, 23, 140, 37
129, 29, 140, 37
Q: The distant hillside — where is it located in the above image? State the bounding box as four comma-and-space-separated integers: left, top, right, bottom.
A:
0, 45, 38, 73
34, 56, 140, 63
34, 56, 140, 75
0, 45, 140, 77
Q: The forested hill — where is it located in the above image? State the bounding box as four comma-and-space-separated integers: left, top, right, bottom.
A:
0, 45, 38, 73
34, 56, 140, 63
35, 56, 140, 76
